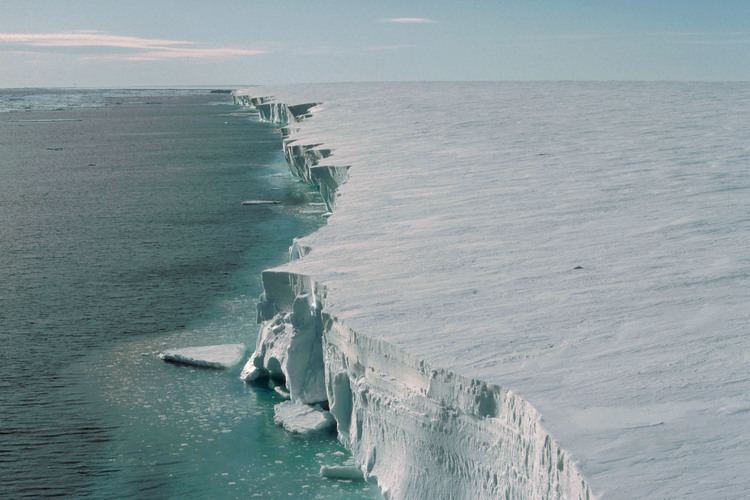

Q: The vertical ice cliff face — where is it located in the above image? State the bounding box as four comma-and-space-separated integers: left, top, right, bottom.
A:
283, 142, 349, 211
283, 143, 331, 182
310, 166, 350, 212
254, 101, 319, 126
231, 94, 273, 109
323, 318, 592, 500
240, 271, 327, 405
234, 92, 594, 499
246, 97, 350, 212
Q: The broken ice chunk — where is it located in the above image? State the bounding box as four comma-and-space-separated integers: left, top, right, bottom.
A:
273, 401, 335, 435
159, 344, 246, 369
320, 464, 364, 481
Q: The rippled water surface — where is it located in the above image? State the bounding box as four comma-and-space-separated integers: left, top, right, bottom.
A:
0, 90, 378, 499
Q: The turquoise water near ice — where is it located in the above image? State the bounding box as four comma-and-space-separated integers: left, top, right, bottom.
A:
0, 90, 378, 499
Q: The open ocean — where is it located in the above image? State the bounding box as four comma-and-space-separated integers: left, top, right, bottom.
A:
0, 89, 378, 499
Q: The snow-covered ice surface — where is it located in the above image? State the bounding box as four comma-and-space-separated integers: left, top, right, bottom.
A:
159, 344, 246, 369
273, 401, 336, 435
236, 82, 750, 499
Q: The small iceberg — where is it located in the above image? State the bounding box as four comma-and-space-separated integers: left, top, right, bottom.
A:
241, 200, 281, 206
159, 344, 246, 369
273, 401, 335, 435
320, 464, 364, 481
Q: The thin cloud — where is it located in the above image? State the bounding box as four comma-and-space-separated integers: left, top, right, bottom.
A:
122, 47, 265, 61
379, 17, 437, 24
0, 30, 265, 60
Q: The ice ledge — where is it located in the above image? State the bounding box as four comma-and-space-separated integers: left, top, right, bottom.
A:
235, 93, 594, 499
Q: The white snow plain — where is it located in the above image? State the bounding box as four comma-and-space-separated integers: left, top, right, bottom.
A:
159, 344, 246, 369
235, 82, 750, 499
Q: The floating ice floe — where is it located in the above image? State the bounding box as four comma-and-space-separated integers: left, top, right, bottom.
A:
159, 344, 246, 369
241, 200, 281, 205
320, 464, 364, 481
273, 401, 335, 435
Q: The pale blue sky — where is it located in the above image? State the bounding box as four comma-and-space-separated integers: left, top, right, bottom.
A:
1, 0, 748, 86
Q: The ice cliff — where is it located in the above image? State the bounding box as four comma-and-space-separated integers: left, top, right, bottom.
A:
241, 267, 591, 499
233, 83, 750, 499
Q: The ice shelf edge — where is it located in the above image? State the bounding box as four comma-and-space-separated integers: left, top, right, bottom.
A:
233, 91, 595, 500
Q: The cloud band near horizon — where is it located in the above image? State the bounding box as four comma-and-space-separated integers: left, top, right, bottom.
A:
379, 17, 437, 24
0, 31, 265, 60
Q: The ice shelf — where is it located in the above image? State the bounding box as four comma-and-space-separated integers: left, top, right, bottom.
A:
234, 82, 750, 499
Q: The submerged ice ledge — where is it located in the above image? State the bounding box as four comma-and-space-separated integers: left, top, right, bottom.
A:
233, 91, 593, 499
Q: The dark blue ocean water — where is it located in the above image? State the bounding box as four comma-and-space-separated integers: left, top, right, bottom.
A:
0, 90, 377, 499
